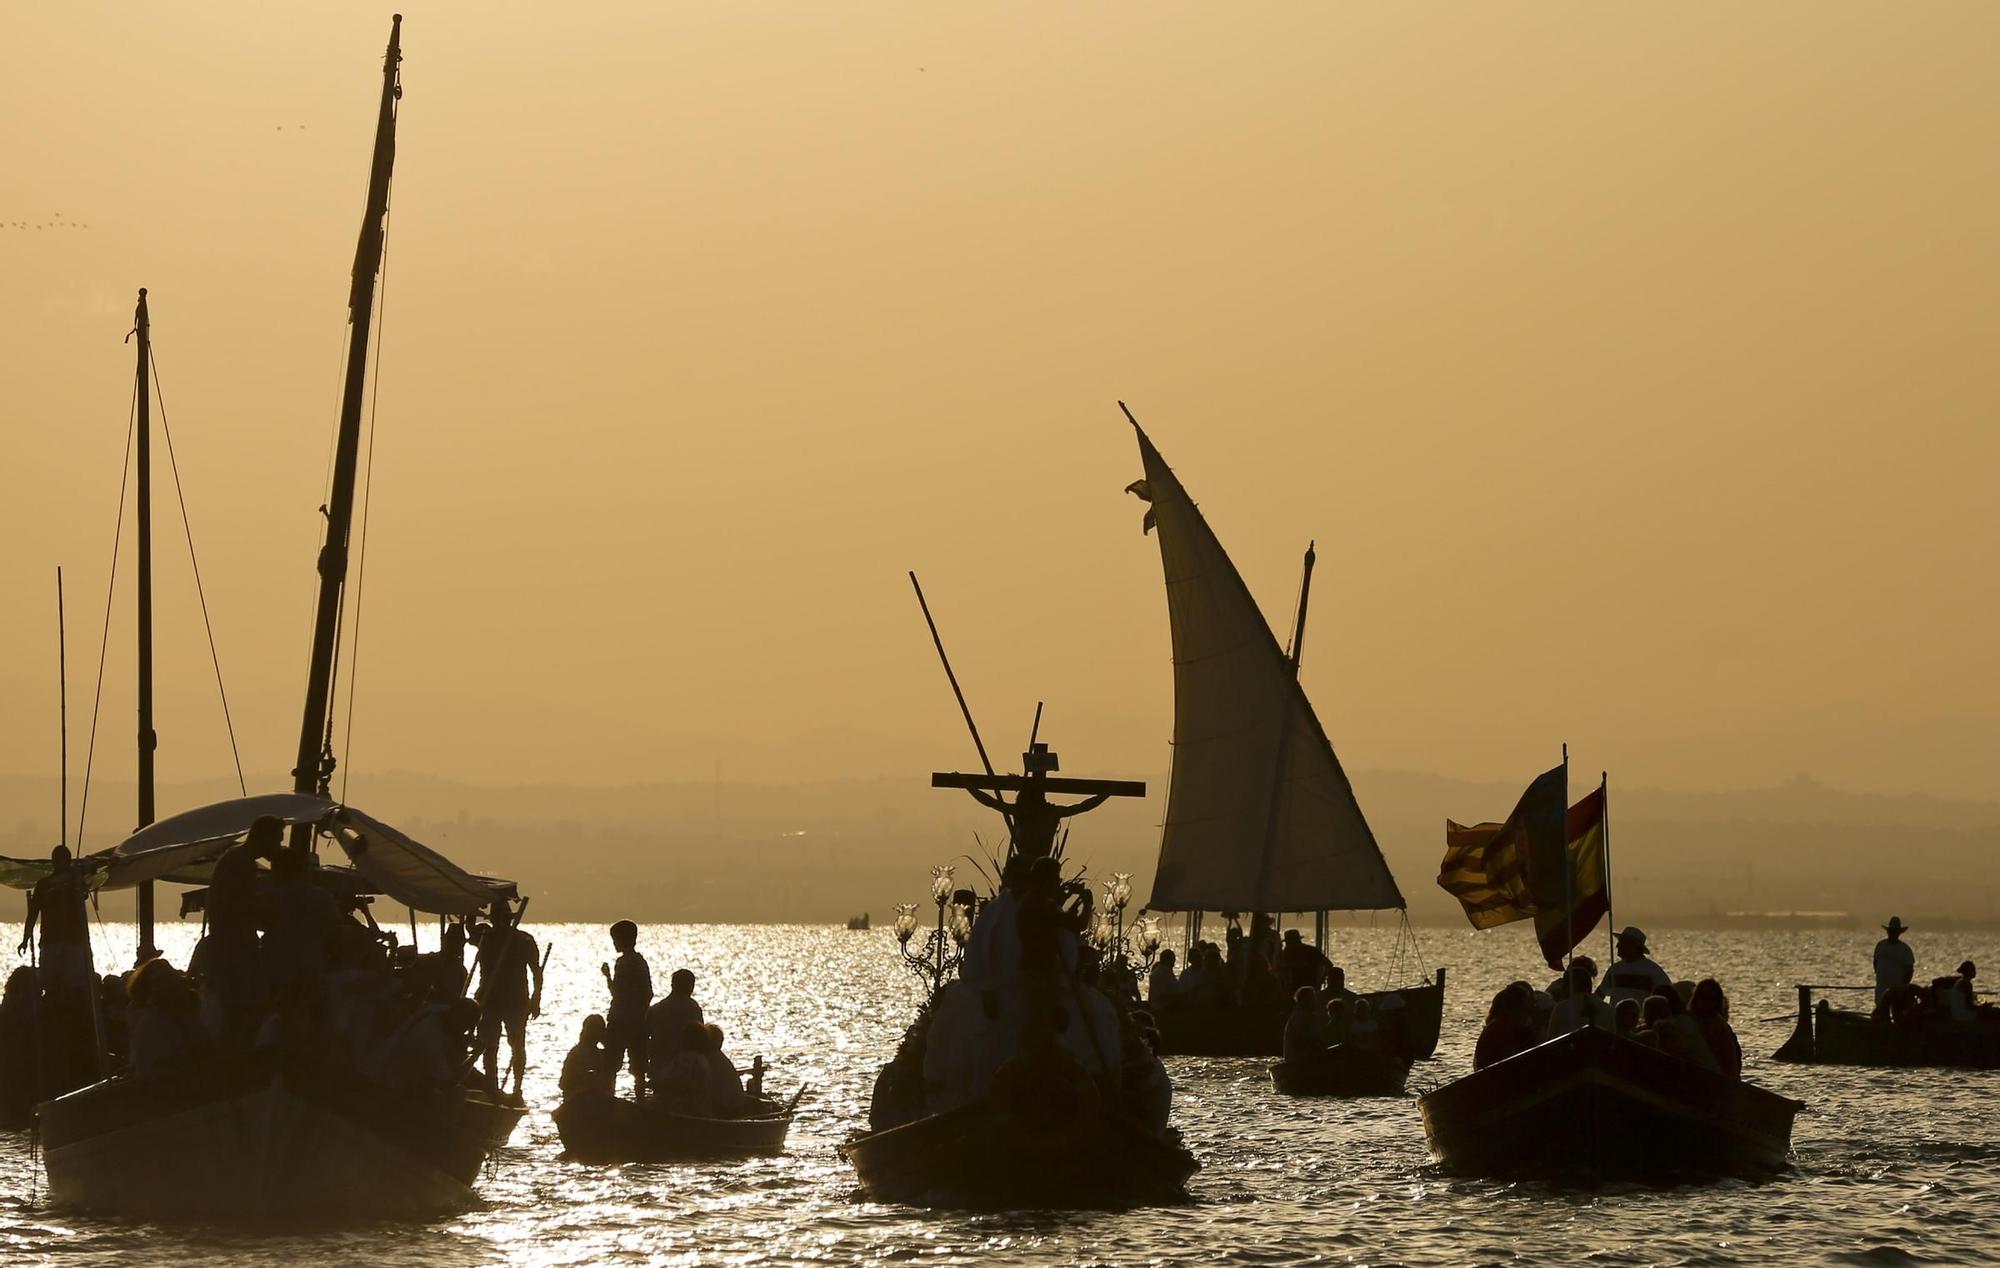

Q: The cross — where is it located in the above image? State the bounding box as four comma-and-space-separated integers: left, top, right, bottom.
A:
932, 742, 1145, 864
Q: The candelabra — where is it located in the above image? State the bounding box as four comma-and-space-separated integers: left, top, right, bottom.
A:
1086, 872, 1164, 995
894, 864, 972, 996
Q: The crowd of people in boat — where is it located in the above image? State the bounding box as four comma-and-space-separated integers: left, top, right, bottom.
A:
0, 818, 550, 1121
867, 854, 1175, 1139
1142, 914, 1348, 1011
1870, 916, 1992, 1026
1470, 928, 1744, 1077
557, 921, 766, 1119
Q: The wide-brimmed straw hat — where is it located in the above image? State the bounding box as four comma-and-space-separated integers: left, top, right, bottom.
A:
1883, 916, 1910, 934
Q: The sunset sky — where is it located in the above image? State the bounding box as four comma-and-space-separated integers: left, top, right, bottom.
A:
4, 3, 1995, 831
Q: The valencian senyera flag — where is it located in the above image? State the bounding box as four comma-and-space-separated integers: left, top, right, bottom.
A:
1438, 764, 1610, 970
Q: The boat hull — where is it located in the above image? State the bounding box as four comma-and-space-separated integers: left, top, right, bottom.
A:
1270, 1045, 1410, 1097
1775, 997, 2000, 1069
1419, 1027, 1800, 1182
842, 1100, 1196, 1209
1155, 971, 1445, 1059
553, 1093, 793, 1162
37, 1061, 523, 1220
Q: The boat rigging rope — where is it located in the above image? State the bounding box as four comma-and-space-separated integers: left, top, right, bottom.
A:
339, 186, 393, 803
73, 383, 137, 848
148, 349, 248, 796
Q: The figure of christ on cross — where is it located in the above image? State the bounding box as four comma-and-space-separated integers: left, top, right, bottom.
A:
931, 743, 1146, 865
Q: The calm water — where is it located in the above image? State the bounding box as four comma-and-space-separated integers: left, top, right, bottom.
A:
2, 920, 1995, 1266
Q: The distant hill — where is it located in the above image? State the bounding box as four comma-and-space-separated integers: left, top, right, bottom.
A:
3, 769, 1994, 927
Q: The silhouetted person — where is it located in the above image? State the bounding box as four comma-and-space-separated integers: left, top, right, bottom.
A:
1147, 948, 1179, 1007
0, 967, 40, 1128
474, 900, 542, 1096
1604, 927, 1671, 1007
1282, 985, 1326, 1062
1473, 983, 1540, 1071
1689, 978, 1742, 1078
125, 958, 210, 1078
1278, 929, 1334, 996
1942, 960, 1980, 1021
656, 1021, 716, 1116
601, 920, 652, 1098
1642, 984, 1718, 1072
560, 1014, 615, 1100
20, 846, 91, 998
646, 968, 704, 1088
1544, 957, 1612, 1039
415, 923, 468, 1001
701, 1022, 746, 1117
1874, 917, 1916, 1006
263, 846, 338, 1006
1613, 997, 1641, 1039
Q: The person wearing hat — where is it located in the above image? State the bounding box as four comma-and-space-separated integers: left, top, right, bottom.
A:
1604, 927, 1672, 1008
1874, 917, 1915, 1007
1278, 927, 1335, 997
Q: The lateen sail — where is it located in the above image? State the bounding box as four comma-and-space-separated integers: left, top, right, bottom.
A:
1133, 424, 1402, 913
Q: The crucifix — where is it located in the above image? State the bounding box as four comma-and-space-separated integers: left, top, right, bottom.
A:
933, 742, 1145, 865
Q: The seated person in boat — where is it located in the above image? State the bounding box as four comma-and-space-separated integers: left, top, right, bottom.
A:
701, 1022, 748, 1116
125, 958, 211, 1078
1613, 998, 1640, 1039
1688, 979, 1741, 1078
646, 968, 705, 1079
1347, 998, 1388, 1052
1638, 984, 1719, 1072
656, 1021, 721, 1116
1604, 927, 1672, 1008
411, 922, 468, 1002
1874, 916, 1916, 1006
1278, 929, 1335, 997
1283, 986, 1328, 1062
1147, 948, 1179, 1008
0, 968, 40, 1126
1936, 961, 1990, 1021
560, 1014, 617, 1100
1473, 982, 1541, 1071
601, 920, 653, 1098
361, 995, 476, 1091
473, 899, 544, 1095
263, 845, 340, 1006
1544, 957, 1614, 1039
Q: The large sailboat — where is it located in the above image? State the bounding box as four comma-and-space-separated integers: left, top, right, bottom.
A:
21, 17, 530, 1219
1122, 409, 1444, 1058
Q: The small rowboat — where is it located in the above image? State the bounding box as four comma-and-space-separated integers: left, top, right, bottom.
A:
1153, 974, 1446, 1059
842, 1097, 1196, 1209
1270, 1044, 1410, 1097
553, 1092, 795, 1163
1774, 986, 2000, 1069
1419, 1025, 1802, 1182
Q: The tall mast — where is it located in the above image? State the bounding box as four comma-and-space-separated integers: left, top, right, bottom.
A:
292, 15, 402, 835
134, 288, 158, 955
1286, 541, 1316, 673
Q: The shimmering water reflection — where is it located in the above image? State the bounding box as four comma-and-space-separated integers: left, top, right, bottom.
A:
2, 921, 1995, 1265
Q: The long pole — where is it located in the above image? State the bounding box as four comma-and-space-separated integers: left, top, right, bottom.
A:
1601, 771, 1615, 968
1288, 543, 1320, 951
57, 567, 68, 849
1560, 743, 1572, 973
133, 288, 157, 957
292, 15, 402, 840
908, 571, 1013, 834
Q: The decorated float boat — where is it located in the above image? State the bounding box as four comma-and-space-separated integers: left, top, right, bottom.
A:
1774, 985, 2000, 1069
1420, 1025, 1801, 1182
1121, 409, 1443, 1058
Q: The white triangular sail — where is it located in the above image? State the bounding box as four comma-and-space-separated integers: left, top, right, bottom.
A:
1133, 424, 1403, 913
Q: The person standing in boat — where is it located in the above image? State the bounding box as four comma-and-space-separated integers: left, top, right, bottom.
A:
1282, 986, 1327, 1063
1604, 927, 1672, 1007
473, 899, 542, 1095
1277, 929, 1334, 997
1147, 948, 1179, 1008
18, 846, 93, 999
601, 920, 652, 1098
1874, 917, 1916, 1006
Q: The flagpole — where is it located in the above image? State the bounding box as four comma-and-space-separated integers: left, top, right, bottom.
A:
1560, 744, 1572, 974
1601, 771, 1615, 968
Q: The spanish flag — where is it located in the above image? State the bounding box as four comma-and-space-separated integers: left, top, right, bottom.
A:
1438, 767, 1610, 970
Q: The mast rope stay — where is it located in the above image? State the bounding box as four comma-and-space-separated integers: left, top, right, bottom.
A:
146, 346, 247, 795
74, 378, 139, 848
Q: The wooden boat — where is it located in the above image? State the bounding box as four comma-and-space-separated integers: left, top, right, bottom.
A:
846, 914, 871, 931
1156, 973, 1446, 1059
1270, 1044, 1410, 1097
38, 1061, 523, 1220
553, 1092, 794, 1163
13, 17, 532, 1221
1122, 409, 1444, 1056
1419, 1025, 1802, 1182
1774, 986, 2000, 1069
843, 1096, 1196, 1209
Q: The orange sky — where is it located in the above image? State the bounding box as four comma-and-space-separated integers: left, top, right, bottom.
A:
3, 3, 1995, 829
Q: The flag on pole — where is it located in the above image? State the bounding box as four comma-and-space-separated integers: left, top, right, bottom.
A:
1437, 765, 1610, 970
